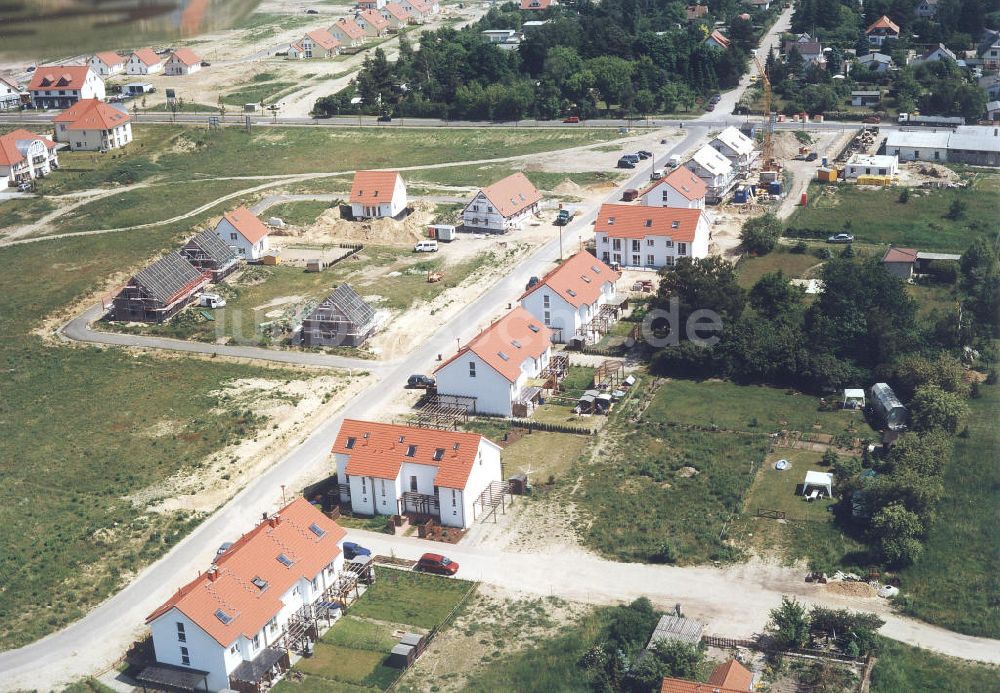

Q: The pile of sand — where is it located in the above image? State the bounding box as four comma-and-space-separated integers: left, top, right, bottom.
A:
825, 581, 876, 598
552, 179, 584, 195
296, 201, 437, 246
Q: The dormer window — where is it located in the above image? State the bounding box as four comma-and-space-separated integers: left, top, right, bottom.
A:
453, 442, 460, 451
607, 217, 615, 225
645, 219, 652, 227
433, 448, 445, 461
567, 289, 577, 297
398, 435, 405, 443
511, 339, 522, 348
528, 324, 540, 332
592, 265, 601, 273
251, 576, 268, 591
406, 444, 417, 457
345, 436, 356, 450
671, 221, 679, 229
498, 351, 510, 361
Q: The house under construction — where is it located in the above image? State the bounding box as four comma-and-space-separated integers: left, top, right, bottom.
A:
300, 283, 377, 347
180, 229, 241, 282
111, 252, 209, 323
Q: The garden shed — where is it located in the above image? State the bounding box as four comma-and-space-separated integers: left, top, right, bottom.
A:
842, 388, 866, 409
300, 283, 377, 347
646, 615, 704, 648
802, 470, 833, 499
870, 382, 908, 430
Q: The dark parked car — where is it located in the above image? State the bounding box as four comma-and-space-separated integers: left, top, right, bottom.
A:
617, 157, 636, 169
343, 542, 371, 560
622, 153, 640, 163
407, 374, 436, 389
216, 542, 233, 556
377, 114, 392, 122
805, 152, 818, 161
305, 8, 319, 13
525, 276, 540, 290
622, 188, 639, 202
637, 149, 653, 159
200, 61, 211, 67
827, 233, 854, 243
416, 552, 459, 575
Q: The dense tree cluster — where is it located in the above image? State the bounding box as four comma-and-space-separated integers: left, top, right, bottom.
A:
315, 0, 776, 120
767, 596, 885, 657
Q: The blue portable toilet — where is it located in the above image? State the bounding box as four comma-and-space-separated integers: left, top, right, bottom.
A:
821, 156, 828, 167
734, 187, 748, 203
768, 181, 782, 196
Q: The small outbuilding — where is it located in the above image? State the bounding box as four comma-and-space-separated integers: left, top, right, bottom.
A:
843, 388, 866, 409
300, 283, 377, 347
881, 246, 918, 280
870, 382, 908, 430
180, 229, 241, 282
646, 614, 704, 649
802, 470, 834, 499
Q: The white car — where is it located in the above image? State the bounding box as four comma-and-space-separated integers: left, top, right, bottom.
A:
414, 240, 439, 252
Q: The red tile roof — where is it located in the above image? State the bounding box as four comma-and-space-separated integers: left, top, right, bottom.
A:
28, 65, 93, 91
334, 18, 366, 40
595, 203, 705, 243
478, 172, 542, 218
866, 15, 900, 34
686, 4, 708, 19
0, 128, 57, 167
383, 2, 410, 21
131, 48, 162, 66
169, 47, 202, 66
645, 167, 707, 201
521, 250, 619, 309
305, 28, 341, 51
350, 170, 401, 204
882, 247, 917, 263
707, 660, 753, 690
93, 51, 125, 67
220, 206, 269, 244
661, 678, 748, 693
407, 0, 433, 13
708, 29, 731, 47
332, 419, 491, 487
520, 0, 553, 8
359, 8, 390, 29
145, 498, 346, 647
53, 98, 130, 130
435, 306, 551, 382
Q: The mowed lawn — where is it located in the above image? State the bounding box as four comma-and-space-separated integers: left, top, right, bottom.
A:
0, 230, 326, 648
786, 173, 999, 252
645, 379, 867, 437
735, 450, 867, 571
896, 382, 1000, 638
350, 568, 474, 630
736, 248, 824, 289
578, 422, 770, 563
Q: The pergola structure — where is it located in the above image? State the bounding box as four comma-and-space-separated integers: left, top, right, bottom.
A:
136, 663, 210, 692
413, 394, 477, 429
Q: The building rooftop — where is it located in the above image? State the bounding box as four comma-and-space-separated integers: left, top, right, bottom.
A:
435, 306, 551, 383
53, 98, 129, 130
520, 250, 620, 309
350, 170, 402, 204
595, 204, 705, 243
476, 172, 542, 218
219, 206, 269, 244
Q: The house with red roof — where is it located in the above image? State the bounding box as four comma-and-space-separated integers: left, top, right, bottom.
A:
881, 246, 918, 279
661, 659, 754, 693
520, 251, 620, 344
400, 0, 438, 20
144, 498, 347, 692
355, 8, 391, 36
521, 0, 557, 9
215, 206, 271, 260
594, 203, 710, 269
359, 0, 387, 8
381, 2, 411, 28
89, 51, 125, 77
866, 15, 900, 47
462, 172, 543, 233
288, 28, 341, 59
434, 306, 554, 416
27, 65, 105, 109
332, 420, 503, 527
53, 99, 132, 151
0, 129, 59, 187
640, 167, 707, 209
705, 29, 731, 50
126, 48, 164, 75
350, 170, 408, 218
330, 18, 367, 47
164, 48, 203, 76
0, 75, 24, 111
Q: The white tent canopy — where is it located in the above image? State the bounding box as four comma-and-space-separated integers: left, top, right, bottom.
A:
803, 471, 834, 498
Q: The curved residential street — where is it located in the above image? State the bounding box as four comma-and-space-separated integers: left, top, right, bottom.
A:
3, 7, 998, 688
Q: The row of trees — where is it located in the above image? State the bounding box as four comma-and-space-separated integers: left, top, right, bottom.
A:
767, 596, 885, 658
316, 0, 771, 120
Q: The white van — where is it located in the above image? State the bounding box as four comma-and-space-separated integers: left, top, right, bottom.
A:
414, 240, 439, 253
650, 168, 665, 180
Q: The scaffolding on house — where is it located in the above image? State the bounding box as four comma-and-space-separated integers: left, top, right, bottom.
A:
111, 252, 209, 323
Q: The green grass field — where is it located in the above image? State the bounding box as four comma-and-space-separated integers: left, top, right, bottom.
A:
350, 568, 474, 630
870, 639, 1000, 692
895, 382, 1000, 638
0, 197, 55, 232
736, 248, 824, 289
222, 80, 297, 107
501, 431, 592, 483
735, 450, 867, 571
645, 379, 868, 437
786, 173, 999, 252
265, 200, 337, 226
409, 164, 623, 191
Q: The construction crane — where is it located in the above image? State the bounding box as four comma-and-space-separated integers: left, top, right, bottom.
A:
753, 54, 776, 172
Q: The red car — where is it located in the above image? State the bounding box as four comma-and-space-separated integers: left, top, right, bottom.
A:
563, 116, 581, 123
416, 552, 459, 575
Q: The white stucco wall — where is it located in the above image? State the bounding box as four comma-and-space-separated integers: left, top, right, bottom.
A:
55, 121, 132, 151
436, 351, 515, 416
595, 223, 709, 269
641, 183, 705, 209
126, 56, 162, 75
216, 217, 269, 260
462, 191, 535, 233
150, 608, 228, 691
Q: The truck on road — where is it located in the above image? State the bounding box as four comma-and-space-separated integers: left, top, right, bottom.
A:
555, 208, 575, 225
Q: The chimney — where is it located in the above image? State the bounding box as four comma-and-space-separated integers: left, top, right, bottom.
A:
262, 511, 268, 521
207, 567, 219, 582
268, 516, 280, 528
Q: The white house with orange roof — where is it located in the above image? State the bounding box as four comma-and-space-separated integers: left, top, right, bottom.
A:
521, 0, 556, 9
381, 2, 410, 28
462, 172, 542, 233
359, 0, 387, 8
434, 306, 553, 416
144, 498, 346, 692
705, 29, 731, 50
89, 51, 125, 77
400, 0, 437, 20
164, 48, 203, 76
215, 206, 271, 260
330, 18, 367, 47
350, 170, 408, 218
0, 75, 24, 111
866, 15, 900, 47
0, 129, 60, 186
126, 48, 164, 75
594, 203, 710, 269
27, 66, 105, 109
355, 9, 391, 36
288, 29, 341, 59
332, 420, 503, 528
640, 167, 707, 209
53, 99, 132, 151
520, 251, 620, 343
